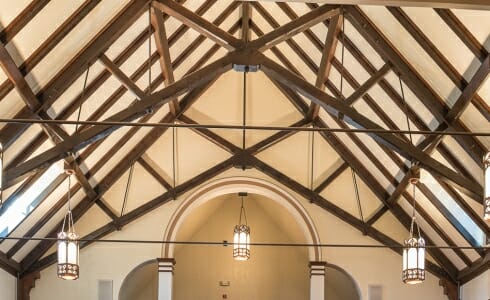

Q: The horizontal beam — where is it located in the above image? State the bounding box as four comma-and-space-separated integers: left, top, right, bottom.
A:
260, 52, 483, 200
3, 52, 235, 188
242, 0, 490, 10
152, 0, 242, 50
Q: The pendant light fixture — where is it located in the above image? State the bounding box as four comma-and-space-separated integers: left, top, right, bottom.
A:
399, 76, 425, 284
233, 192, 250, 261
484, 152, 490, 222
57, 169, 79, 280
402, 178, 426, 284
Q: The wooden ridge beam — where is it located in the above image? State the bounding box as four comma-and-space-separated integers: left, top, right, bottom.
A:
152, 0, 242, 50
243, 0, 490, 10
151, 6, 180, 115
249, 5, 340, 52
259, 53, 482, 200
307, 12, 343, 119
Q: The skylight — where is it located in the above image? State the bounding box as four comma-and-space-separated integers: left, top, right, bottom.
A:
422, 172, 485, 246
0, 164, 62, 237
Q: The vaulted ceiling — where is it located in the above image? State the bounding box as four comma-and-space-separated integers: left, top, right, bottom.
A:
0, 0, 488, 291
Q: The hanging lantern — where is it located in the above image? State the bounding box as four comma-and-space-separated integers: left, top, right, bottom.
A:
57, 170, 79, 280
484, 152, 490, 222
402, 228, 425, 284
233, 192, 250, 261
402, 178, 425, 284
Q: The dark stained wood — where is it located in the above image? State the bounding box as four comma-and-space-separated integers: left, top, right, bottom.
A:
249, 5, 340, 52
247, 119, 311, 155
18, 271, 40, 300
19, 74, 221, 273
24, 156, 236, 275
344, 63, 391, 106
0, 250, 20, 275
4, 53, 235, 188
265, 70, 459, 278
0, 44, 40, 111
37, 0, 150, 111
260, 53, 482, 200
308, 13, 343, 119
138, 155, 173, 191
0, 0, 50, 43
417, 182, 484, 253
178, 115, 240, 154
439, 278, 459, 300
152, 0, 242, 50
314, 161, 348, 193
434, 9, 488, 62
420, 54, 489, 154
99, 53, 146, 100
240, 2, 251, 42
250, 154, 454, 281
346, 6, 485, 167
151, 6, 179, 115
458, 251, 490, 283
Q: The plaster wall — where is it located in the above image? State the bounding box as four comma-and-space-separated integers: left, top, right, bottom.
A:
29, 173, 447, 300
461, 270, 489, 300
0, 268, 16, 300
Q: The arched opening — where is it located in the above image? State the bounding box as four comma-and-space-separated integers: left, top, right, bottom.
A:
172, 193, 310, 299
325, 264, 362, 300
119, 260, 158, 300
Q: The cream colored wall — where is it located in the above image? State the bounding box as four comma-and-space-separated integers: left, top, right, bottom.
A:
29, 170, 447, 300
0, 268, 16, 300
173, 196, 309, 300
461, 270, 489, 300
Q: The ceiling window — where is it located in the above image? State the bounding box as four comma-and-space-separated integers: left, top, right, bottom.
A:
0, 164, 62, 237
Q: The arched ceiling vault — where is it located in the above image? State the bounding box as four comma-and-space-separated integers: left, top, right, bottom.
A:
0, 0, 488, 293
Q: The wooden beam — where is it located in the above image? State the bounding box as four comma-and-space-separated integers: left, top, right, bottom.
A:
178, 115, 240, 154
242, 0, 490, 10
19, 75, 220, 273
250, 154, 454, 281
240, 2, 251, 42
23, 156, 236, 275
152, 0, 242, 50
458, 251, 490, 283
314, 161, 348, 193
307, 13, 343, 119
0, 0, 50, 43
151, 6, 180, 115
259, 54, 482, 200
435, 9, 488, 62
346, 6, 485, 166
98, 53, 146, 100
4, 53, 235, 188
344, 63, 391, 106
249, 5, 340, 52
138, 154, 173, 191
37, 0, 150, 112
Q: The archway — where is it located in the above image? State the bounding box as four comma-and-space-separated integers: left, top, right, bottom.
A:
162, 176, 322, 261
325, 264, 362, 300
119, 260, 158, 300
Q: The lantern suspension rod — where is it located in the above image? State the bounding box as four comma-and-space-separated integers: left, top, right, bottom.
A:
0, 118, 488, 136
1, 236, 488, 250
